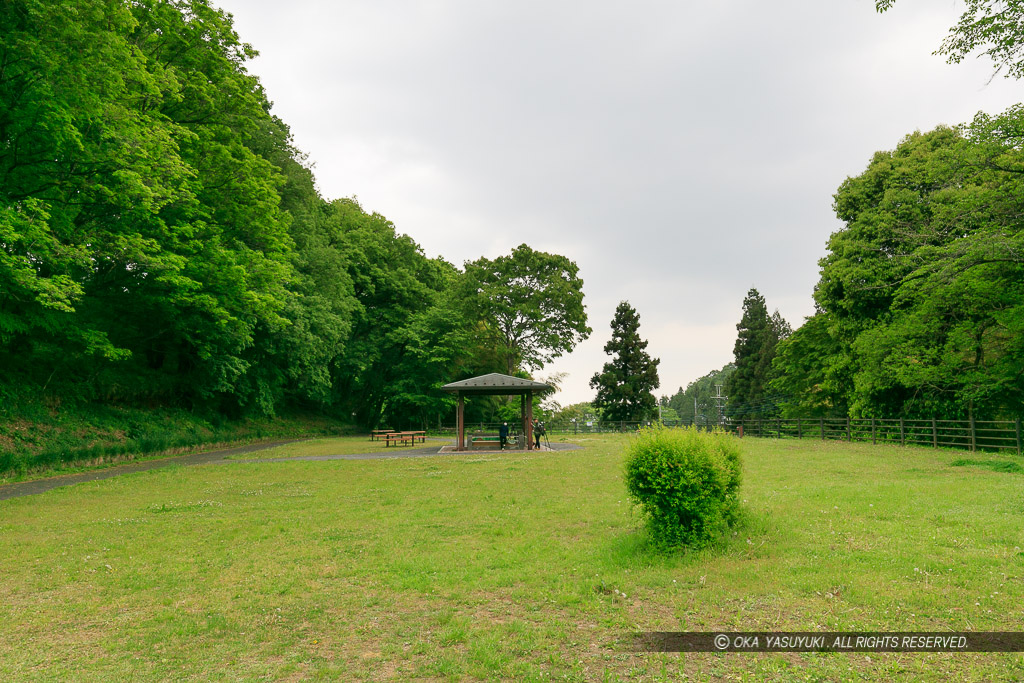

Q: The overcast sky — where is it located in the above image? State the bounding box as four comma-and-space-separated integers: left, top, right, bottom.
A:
215, 0, 1020, 407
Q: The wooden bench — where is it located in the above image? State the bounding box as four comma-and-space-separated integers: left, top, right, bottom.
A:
371, 429, 395, 441
384, 432, 413, 447
404, 430, 427, 444
383, 431, 427, 447
468, 431, 518, 449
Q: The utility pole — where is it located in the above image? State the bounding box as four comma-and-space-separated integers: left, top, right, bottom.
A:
712, 384, 728, 426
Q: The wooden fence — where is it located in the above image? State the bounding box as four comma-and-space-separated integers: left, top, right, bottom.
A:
730, 417, 1024, 455
438, 417, 1023, 455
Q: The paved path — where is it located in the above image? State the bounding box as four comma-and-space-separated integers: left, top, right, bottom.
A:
0, 440, 581, 501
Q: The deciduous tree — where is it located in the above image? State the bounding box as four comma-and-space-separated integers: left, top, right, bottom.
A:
460, 244, 590, 374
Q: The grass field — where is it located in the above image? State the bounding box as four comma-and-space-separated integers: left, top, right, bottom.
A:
225, 435, 440, 460
1, 433, 1022, 681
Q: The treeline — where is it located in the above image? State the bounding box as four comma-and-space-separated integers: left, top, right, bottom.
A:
661, 3, 1024, 427
771, 119, 1024, 421
692, 118, 1024, 423
0, 0, 588, 430
663, 364, 735, 426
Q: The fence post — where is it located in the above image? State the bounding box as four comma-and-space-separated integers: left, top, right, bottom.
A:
797, 417, 802, 439
777, 417, 781, 438
846, 417, 852, 442
758, 418, 762, 437
1017, 418, 1022, 456
899, 418, 905, 447
932, 418, 938, 449
969, 414, 976, 452
820, 417, 825, 440
871, 418, 876, 445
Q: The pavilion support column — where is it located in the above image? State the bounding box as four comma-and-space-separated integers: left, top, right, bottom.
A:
526, 390, 534, 451
457, 393, 465, 451
520, 393, 528, 451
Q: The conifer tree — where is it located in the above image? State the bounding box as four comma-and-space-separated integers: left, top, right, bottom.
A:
725, 288, 789, 418
590, 302, 660, 422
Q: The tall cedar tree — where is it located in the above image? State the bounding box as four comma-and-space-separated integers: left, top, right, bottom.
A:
725, 289, 790, 418
590, 302, 660, 421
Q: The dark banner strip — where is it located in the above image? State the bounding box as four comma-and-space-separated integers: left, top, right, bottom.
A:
634, 632, 1024, 653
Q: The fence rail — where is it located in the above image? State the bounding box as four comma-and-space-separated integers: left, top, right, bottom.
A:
434, 417, 1023, 455
730, 416, 1023, 455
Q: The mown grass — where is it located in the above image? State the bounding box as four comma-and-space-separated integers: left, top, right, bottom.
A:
1, 434, 1022, 681
226, 435, 438, 460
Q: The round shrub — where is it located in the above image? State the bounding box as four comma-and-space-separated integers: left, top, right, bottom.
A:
624, 426, 742, 550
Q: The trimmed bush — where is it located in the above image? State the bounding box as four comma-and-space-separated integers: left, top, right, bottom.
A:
624, 426, 742, 550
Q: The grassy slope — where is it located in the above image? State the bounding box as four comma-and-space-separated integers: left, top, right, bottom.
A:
0, 401, 354, 483
0, 434, 1022, 681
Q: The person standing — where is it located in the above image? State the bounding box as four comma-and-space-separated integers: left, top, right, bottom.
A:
533, 420, 545, 449
499, 422, 509, 450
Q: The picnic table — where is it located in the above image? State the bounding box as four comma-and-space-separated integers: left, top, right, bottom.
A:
370, 429, 395, 441
383, 431, 427, 447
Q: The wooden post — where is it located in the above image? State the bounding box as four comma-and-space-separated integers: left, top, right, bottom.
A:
1016, 418, 1022, 456
932, 418, 938, 449
797, 417, 802, 439
899, 418, 905, 447
457, 393, 465, 450
871, 418, 876, 445
820, 417, 825, 440
846, 417, 851, 442
526, 391, 534, 450
969, 414, 976, 452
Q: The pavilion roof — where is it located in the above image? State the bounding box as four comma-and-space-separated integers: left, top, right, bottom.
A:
441, 373, 551, 395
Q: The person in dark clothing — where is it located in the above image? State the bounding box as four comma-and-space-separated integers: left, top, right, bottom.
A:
533, 420, 545, 448
499, 422, 509, 450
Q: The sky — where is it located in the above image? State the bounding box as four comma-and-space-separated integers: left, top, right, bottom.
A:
215, 0, 1021, 407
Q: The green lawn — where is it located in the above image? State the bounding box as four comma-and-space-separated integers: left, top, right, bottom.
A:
1, 434, 1022, 681
225, 435, 435, 460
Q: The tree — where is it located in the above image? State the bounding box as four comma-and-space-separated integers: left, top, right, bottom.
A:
590, 301, 660, 422
460, 244, 591, 374
725, 289, 790, 419
876, 1, 1024, 80
771, 124, 1024, 420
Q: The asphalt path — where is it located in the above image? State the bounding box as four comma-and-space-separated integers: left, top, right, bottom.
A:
0, 439, 581, 501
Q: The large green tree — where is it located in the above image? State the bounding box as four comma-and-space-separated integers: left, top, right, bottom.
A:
460, 244, 591, 375
590, 301, 660, 422
772, 123, 1024, 420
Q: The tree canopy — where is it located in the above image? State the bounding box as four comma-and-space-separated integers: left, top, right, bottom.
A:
0, 1, 589, 430
771, 122, 1024, 420
877, 0, 1024, 79
460, 244, 591, 375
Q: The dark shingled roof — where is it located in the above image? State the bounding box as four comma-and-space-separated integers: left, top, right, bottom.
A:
441, 373, 551, 394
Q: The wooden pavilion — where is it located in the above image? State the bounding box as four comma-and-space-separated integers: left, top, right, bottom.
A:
441, 373, 551, 451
